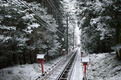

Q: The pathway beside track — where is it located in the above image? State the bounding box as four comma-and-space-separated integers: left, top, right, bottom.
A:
36, 48, 84, 80
36, 49, 77, 80
70, 48, 83, 80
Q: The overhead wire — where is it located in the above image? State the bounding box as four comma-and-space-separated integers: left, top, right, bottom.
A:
47, 0, 76, 45
12, 0, 64, 36
45, 0, 75, 45
47, 0, 61, 16
47, 0, 75, 46
13, 0, 74, 45
21, 0, 65, 36
47, 0, 66, 19
12, 0, 50, 31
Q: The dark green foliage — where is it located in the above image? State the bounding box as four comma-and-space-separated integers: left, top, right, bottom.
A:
78, 0, 120, 54
0, 0, 61, 68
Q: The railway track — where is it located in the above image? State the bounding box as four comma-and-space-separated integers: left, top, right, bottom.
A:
56, 50, 77, 80
36, 49, 78, 80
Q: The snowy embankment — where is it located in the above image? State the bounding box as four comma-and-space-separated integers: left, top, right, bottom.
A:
87, 53, 121, 80
0, 56, 63, 80
1, 52, 121, 80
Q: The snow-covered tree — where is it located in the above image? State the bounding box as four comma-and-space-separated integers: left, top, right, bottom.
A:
0, 0, 61, 68
76, 0, 119, 54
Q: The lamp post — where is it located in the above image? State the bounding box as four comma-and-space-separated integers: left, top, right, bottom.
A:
66, 13, 69, 54
73, 26, 75, 49
37, 54, 45, 76
62, 49, 66, 57
81, 51, 84, 57
82, 57, 89, 80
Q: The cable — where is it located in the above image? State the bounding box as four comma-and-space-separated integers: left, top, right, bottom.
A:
13, 0, 65, 36
47, 0, 60, 15
48, 0, 62, 16
47, 0, 66, 18
12, 0, 74, 44
13, 0, 48, 27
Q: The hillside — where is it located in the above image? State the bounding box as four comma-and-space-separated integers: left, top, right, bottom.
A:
87, 53, 121, 80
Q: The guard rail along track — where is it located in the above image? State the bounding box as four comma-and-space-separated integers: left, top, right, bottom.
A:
36, 49, 78, 80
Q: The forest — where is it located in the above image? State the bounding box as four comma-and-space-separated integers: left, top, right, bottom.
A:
0, 0, 77, 69
0, 0, 121, 69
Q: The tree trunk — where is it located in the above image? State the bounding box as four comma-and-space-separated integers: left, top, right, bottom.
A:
107, 41, 111, 54
0, 62, 3, 69
34, 48, 38, 63
34, 52, 37, 63
116, 23, 121, 59
23, 52, 26, 64
13, 53, 18, 64
46, 49, 49, 61
118, 23, 121, 59
29, 53, 33, 64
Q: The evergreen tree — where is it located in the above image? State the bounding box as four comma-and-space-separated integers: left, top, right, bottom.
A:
0, 0, 61, 68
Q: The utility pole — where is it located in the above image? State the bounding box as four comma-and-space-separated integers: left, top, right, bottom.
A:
66, 14, 68, 54
73, 26, 74, 49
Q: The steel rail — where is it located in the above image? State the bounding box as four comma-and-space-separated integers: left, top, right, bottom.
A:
36, 49, 77, 80
56, 50, 77, 80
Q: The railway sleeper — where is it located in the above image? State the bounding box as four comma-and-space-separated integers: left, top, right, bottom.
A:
66, 64, 73, 67
59, 78, 67, 80
65, 67, 70, 70
61, 74, 68, 78
55, 50, 77, 80
63, 70, 69, 73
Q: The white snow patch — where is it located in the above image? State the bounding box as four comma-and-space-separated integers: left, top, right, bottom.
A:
0, 35, 4, 39
87, 53, 121, 80
0, 35, 12, 42
28, 23, 40, 29
0, 56, 63, 80
5, 15, 12, 18
0, 26, 16, 30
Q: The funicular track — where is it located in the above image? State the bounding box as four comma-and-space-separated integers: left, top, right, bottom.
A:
56, 50, 77, 80
37, 49, 77, 80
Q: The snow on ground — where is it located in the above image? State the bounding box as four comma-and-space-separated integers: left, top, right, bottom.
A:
71, 48, 83, 80
0, 56, 63, 80
87, 52, 121, 80
1, 51, 121, 80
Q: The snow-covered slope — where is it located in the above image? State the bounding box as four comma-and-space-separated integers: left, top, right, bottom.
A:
87, 53, 121, 80
0, 56, 63, 80
1, 52, 121, 80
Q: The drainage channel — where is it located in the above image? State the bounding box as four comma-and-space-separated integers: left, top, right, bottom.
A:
56, 50, 77, 80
